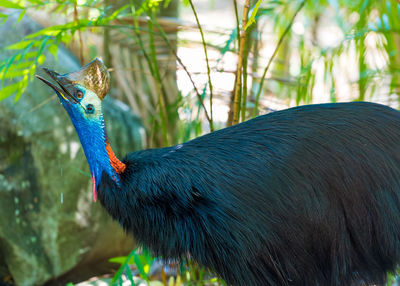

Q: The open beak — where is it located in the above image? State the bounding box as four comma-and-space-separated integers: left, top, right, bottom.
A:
35, 68, 75, 102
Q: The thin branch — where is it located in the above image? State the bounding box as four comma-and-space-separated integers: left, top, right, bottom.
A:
188, 0, 214, 132
232, 0, 251, 125
151, 17, 213, 131
253, 0, 306, 116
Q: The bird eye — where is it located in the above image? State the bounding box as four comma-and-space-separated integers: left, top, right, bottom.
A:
76, 90, 84, 99
86, 104, 95, 114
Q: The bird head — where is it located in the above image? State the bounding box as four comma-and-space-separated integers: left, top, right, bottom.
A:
36, 58, 121, 202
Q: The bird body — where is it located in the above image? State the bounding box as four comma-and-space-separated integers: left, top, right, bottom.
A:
37, 59, 400, 286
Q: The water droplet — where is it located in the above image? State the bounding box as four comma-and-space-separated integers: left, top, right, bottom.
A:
61, 192, 63, 204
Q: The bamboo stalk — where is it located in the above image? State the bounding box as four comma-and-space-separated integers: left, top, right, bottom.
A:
188, 0, 214, 132
232, 0, 251, 125
233, 0, 241, 51
253, 0, 306, 117
148, 10, 169, 146
241, 22, 255, 122
152, 17, 214, 131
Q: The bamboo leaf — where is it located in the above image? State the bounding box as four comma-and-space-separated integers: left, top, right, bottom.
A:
245, 0, 262, 30
0, 0, 24, 9
0, 68, 29, 79
19, 41, 35, 62
105, 4, 130, 21
133, 252, 146, 277
26, 26, 63, 39
35, 36, 50, 63
2, 53, 18, 83
109, 256, 135, 265
0, 82, 20, 100
37, 54, 45, 65
17, 9, 25, 23
48, 44, 58, 59
6, 40, 34, 50
124, 265, 135, 286
14, 75, 28, 102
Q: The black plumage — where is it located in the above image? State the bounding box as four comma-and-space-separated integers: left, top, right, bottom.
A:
37, 60, 400, 286
98, 102, 400, 286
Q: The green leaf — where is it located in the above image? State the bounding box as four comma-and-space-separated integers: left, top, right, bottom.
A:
48, 44, 58, 59
109, 256, 135, 265
0, 0, 24, 9
14, 76, 28, 102
35, 35, 50, 63
26, 26, 61, 38
133, 252, 146, 277
6, 40, 35, 50
37, 54, 45, 65
0, 13, 8, 18
2, 53, 18, 83
245, 0, 263, 30
19, 41, 35, 63
17, 9, 25, 23
0, 68, 29, 79
124, 265, 135, 286
105, 4, 130, 21
0, 82, 20, 100
111, 250, 136, 284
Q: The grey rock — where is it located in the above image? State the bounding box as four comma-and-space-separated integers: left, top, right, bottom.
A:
0, 12, 143, 286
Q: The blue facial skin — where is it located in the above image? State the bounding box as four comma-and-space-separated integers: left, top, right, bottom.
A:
56, 88, 119, 191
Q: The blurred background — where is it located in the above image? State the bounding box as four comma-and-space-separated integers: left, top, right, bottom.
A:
0, 0, 399, 285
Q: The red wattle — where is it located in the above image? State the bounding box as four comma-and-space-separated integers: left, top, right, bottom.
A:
92, 175, 97, 203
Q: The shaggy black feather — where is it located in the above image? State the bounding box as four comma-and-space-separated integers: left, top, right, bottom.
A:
97, 102, 400, 286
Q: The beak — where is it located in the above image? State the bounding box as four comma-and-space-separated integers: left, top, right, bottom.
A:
35, 68, 76, 103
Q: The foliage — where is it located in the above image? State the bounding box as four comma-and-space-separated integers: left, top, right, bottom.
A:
1, 0, 400, 283
109, 247, 226, 285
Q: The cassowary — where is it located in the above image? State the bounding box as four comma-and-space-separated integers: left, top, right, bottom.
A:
37, 58, 400, 286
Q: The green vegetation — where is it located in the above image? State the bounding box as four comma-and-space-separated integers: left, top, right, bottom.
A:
108, 248, 226, 285
1, 0, 399, 284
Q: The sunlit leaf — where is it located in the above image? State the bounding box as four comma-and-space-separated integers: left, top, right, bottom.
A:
0, 68, 29, 79
0, 0, 24, 9
0, 82, 20, 100
2, 53, 18, 83
245, 0, 262, 30
14, 75, 28, 102
19, 42, 35, 63
35, 35, 50, 63
37, 54, 46, 65
48, 44, 58, 59
6, 40, 34, 50
163, 0, 172, 8
109, 256, 135, 265
26, 26, 62, 38
17, 9, 25, 22
104, 4, 130, 21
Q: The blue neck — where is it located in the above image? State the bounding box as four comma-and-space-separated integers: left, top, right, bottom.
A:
66, 108, 119, 188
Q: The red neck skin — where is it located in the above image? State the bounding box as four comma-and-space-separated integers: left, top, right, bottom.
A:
105, 142, 126, 174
